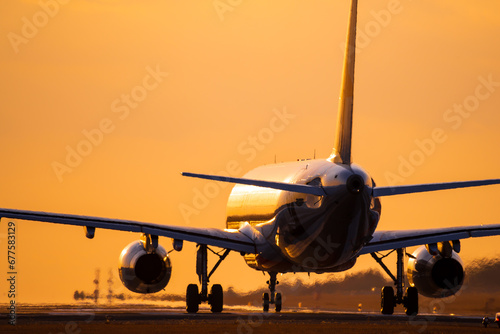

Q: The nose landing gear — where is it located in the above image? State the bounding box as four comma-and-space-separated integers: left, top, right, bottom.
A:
262, 272, 282, 312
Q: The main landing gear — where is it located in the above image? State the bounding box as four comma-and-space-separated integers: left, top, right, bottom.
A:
262, 271, 282, 312
186, 244, 230, 313
371, 248, 419, 316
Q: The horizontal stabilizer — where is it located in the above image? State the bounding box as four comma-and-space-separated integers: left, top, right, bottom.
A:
373, 178, 500, 197
181, 172, 326, 196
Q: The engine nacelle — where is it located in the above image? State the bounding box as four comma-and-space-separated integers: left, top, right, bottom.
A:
407, 245, 464, 298
118, 240, 172, 293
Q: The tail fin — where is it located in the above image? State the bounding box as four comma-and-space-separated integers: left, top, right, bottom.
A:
329, 0, 358, 165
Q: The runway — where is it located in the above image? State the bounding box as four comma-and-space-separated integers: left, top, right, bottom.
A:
0, 305, 496, 333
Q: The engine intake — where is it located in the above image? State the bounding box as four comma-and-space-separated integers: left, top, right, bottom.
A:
118, 240, 172, 293
407, 245, 464, 298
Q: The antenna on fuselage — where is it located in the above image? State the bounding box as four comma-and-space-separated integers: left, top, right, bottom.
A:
329, 0, 358, 165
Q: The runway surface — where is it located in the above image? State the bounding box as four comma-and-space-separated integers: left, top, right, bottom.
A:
1, 305, 498, 333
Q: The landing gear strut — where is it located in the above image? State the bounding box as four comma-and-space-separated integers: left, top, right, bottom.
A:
262, 272, 282, 312
371, 248, 418, 316
186, 244, 230, 313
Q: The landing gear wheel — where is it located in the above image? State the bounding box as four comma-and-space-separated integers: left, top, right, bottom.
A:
209, 284, 223, 313
404, 287, 418, 316
263, 293, 270, 312
275, 293, 282, 312
381, 286, 394, 315
186, 284, 200, 313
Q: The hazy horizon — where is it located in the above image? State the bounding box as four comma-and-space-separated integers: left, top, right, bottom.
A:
1, 0, 500, 304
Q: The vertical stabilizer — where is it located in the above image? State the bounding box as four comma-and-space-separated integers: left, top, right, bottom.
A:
329, 0, 358, 165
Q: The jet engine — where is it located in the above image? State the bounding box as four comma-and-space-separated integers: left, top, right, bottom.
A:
407, 244, 464, 298
118, 238, 172, 293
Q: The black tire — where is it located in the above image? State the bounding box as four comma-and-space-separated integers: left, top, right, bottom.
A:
381, 286, 394, 315
210, 284, 223, 313
275, 293, 282, 312
405, 286, 418, 316
263, 293, 269, 312
186, 284, 199, 313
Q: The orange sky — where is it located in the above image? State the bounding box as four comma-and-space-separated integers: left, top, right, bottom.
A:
1, 0, 500, 304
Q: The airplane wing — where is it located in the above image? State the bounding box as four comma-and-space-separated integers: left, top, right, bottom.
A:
359, 224, 500, 255
0, 208, 256, 254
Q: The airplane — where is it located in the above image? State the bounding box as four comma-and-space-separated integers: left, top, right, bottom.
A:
2, 0, 500, 316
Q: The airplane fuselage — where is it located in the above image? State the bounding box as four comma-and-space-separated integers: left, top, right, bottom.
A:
226, 160, 381, 273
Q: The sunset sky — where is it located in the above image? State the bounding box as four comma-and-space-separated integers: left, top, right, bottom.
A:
1, 0, 500, 304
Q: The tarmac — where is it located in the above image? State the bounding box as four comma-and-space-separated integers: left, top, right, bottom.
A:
1, 305, 498, 333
